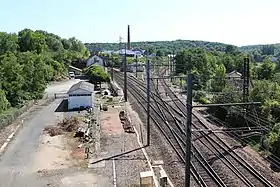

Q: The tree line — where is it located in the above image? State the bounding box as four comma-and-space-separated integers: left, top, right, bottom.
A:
0, 29, 90, 113
85, 40, 231, 56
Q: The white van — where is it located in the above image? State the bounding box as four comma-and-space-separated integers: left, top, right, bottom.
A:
69, 72, 75, 79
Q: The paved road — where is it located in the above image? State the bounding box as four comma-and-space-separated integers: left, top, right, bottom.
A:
0, 80, 81, 187
45, 79, 81, 95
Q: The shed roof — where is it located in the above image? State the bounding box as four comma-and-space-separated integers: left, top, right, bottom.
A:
68, 81, 94, 94
226, 70, 242, 78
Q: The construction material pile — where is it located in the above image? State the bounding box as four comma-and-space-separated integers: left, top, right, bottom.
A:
119, 111, 135, 133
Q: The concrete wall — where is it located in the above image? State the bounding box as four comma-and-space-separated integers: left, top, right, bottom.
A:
68, 89, 94, 110
68, 95, 93, 110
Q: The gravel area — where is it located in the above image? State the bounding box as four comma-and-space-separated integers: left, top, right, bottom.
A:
88, 97, 150, 187
122, 82, 186, 187
193, 109, 280, 186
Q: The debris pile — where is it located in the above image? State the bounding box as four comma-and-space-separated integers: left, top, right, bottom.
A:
44, 117, 80, 136
119, 111, 135, 133
43, 126, 63, 137
58, 117, 79, 132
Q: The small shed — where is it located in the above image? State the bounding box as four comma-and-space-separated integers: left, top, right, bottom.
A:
226, 70, 242, 79
67, 81, 94, 110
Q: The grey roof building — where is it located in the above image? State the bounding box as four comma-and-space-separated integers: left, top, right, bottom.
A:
67, 81, 95, 94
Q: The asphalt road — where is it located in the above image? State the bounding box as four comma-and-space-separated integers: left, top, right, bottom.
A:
0, 79, 82, 187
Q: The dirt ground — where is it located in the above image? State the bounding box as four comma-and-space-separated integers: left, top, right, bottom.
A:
34, 131, 101, 187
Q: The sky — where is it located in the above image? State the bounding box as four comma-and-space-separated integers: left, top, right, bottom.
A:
0, 0, 279, 46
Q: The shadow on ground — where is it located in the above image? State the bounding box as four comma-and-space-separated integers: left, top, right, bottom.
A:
75, 75, 88, 80
55, 99, 68, 112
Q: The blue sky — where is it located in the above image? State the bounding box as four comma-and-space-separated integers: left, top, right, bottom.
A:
0, 0, 279, 46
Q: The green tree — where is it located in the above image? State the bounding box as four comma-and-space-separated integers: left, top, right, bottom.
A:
0, 32, 19, 55
156, 50, 164, 57
257, 59, 276, 80
18, 29, 47, 53
0, 52, 24, 106
0, 89, 10, 113
268, 123, 280, 157
84, 65, 110, 85
211, 64, 226, 92
225, 45, 239, 55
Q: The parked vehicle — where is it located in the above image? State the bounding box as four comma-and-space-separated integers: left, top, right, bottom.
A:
69, 72, 75, 79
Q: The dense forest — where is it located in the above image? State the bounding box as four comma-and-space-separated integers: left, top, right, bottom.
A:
85, 40, 231, 55
0, 29, 90, 113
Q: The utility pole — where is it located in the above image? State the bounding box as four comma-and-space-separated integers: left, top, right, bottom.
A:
127, 25, 131, 50
110, 57, 114, 81
146, 59, 151, 146
135, 55, 138, 78
124, 44, 127, 102
184, 70, 261, 187
185, 74, 193, 187
243, 57, 250, 103
156, 60, 159, 91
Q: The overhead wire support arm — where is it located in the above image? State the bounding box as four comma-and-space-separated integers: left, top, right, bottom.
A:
192, 102, 261, 108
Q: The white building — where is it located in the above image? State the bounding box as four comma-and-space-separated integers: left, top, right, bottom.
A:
86, 55, 105, 67
67, 81, 95, 110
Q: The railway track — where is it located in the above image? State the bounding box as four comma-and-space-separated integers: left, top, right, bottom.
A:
114, 71, 227, 186
112, 69, 277, 186
159, 77, 276, 187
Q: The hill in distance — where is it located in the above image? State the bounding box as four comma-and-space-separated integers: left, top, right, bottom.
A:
85, 40, 280, 60
85, 39, 232, 54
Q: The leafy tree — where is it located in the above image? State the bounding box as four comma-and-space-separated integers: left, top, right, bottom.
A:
61, 38, 72, 50
211, 64, 226, 92
268, 123, 280, 157
0, 90, 10, 113
0, 29, 90, 113
45, 36, 63, 51
225, 45, 238, 55
18, 29, 48, 53
257, 59, 276, 80
0, 52, 24, 106
84, 65, 110, 85
0, 32, 19, 55
156, 50, 164, 57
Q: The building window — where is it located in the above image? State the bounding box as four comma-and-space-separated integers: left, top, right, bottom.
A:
69, 93, 91, 97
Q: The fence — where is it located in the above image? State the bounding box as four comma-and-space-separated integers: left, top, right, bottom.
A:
54, 92, 68, 99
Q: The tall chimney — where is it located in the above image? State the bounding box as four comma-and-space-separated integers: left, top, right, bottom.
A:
127, 25, 131, 50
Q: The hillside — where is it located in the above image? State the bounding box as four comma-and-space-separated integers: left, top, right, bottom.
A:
86, 40, 280, 62
85, 40, 232, 54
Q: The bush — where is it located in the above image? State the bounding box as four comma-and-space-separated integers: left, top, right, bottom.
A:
198, 97, 211, 104
194, 90, 206, 101
84, 65, 110, 84
268, 123, 280, 157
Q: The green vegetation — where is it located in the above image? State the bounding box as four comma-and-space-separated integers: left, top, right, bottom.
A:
0, 29, 90, 113
240, 44, 280, 62
173, 45, 280, 157
85, 40, 231, 56
83, 65, 110, 85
